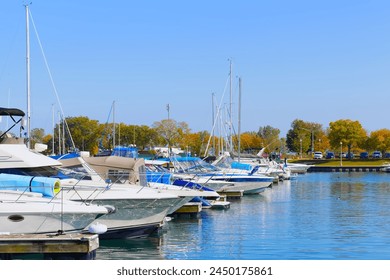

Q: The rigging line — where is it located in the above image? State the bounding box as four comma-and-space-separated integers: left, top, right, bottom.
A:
29, 10, 76, 150
102, 101, 114, 144
203, 74, 230, 157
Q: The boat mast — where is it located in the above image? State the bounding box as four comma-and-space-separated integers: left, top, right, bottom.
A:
52, 104, 55, 155
212, 92, 215, 156
25, 4, 31, 148
112, 100, 115, 148
58, 112, 61, 155
238, 77, 241, 162
229, 59, 233, 153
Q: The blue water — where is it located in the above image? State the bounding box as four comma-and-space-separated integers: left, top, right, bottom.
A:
96, 172, 390, 260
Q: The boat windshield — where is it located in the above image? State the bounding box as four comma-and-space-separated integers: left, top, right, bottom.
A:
0, 166, 59, 177
56, 165, 93, 181
171, 157, 220, 174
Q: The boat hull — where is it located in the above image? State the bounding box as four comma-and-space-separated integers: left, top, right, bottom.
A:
60, 184, 181, 239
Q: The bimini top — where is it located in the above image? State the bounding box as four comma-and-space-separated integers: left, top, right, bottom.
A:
0, 107, 25, 140
0, 107, 25, 117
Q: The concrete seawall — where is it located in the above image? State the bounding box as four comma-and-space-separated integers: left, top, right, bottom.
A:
308, 166, 383, 172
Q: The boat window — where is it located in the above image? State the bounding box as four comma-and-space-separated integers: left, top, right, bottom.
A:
57, 166, 92, 181
0, 166, 59, 177
8, 215, 24, 222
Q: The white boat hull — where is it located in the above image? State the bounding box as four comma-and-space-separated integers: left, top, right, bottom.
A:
0, 191, 108, 235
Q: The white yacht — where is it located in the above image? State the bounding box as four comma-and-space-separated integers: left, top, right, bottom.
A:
0, 144, 183, 239
0, 109, 182, 238
0, 189, 111, 235
83, 155, 222, 214
171, 156, 274, 194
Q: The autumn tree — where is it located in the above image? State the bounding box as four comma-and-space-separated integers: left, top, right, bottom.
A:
240, 132, 263, 153
181, 131, 210, 156
367, 129, 390, 154
328, 119, 367, 155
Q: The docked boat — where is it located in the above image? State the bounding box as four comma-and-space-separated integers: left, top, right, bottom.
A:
380, 163, 390, 172
0, 116, 182, 239
44, 155, 184, 239
83, 154, 223, 214
213, 152, 291, 182
284, 161, 313, 174
170, 156, 273, 194
0, 183, 111, 235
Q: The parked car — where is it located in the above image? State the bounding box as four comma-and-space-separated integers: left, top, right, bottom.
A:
384, 152, 390, 159
346, 152, 354, 159
360, 152, 369, 159
372, 151, 382, 158
338, 152, 346, 158
325, 152, 335, 159
313, 151, 323, 159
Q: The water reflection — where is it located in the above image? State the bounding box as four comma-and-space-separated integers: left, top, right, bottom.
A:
97, 237, 163, 260
96, 173, 390, 260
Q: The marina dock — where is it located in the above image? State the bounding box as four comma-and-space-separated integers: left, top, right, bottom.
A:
217, 190, 244, 199
0, 232, 99, 260
172, 202, 203, 218
308, 166, 383, 172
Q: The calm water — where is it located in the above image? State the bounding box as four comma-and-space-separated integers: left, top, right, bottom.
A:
96, 172, 390, 260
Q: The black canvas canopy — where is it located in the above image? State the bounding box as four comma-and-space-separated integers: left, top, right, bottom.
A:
0, 107, 25, 117
0, 107, 25, 139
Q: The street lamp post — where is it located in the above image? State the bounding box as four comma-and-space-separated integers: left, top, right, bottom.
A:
340, 141, 343, 166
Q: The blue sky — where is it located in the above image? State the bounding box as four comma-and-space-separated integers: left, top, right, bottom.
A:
0, 1, 389, 138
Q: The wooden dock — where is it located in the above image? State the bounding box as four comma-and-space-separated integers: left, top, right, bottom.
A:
217, 190, 244, 199
174, 202, 202, 213
0, 232, 99, 260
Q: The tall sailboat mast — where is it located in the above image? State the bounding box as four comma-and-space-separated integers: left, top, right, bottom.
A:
112, 100, 116, 148
25, 4, 31, 148
238, 77, 241, 162
229, 59, 233, 153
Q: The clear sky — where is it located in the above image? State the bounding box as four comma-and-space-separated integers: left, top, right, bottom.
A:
0, 0, 389, 138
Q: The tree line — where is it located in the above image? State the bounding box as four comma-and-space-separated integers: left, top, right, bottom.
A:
27, 116, 390, 158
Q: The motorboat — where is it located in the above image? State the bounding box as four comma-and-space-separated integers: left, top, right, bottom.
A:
83, 155, 223, 214
213, 152, 291, 182
170, 156, 273, 194
0, 179, 111, 235
284, 161, 313, 174
0, 112, 182, 238
40, 155, 184, 239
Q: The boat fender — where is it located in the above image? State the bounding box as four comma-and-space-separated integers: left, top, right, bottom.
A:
104, 205, 116, 214
88, 223, 108, 234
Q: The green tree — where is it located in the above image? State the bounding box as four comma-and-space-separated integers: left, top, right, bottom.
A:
328, 119, 367, 156
286, 119, 324, 156
30, 128, 45, 148
57, 116, 102, 155
257, 125, 280, 154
